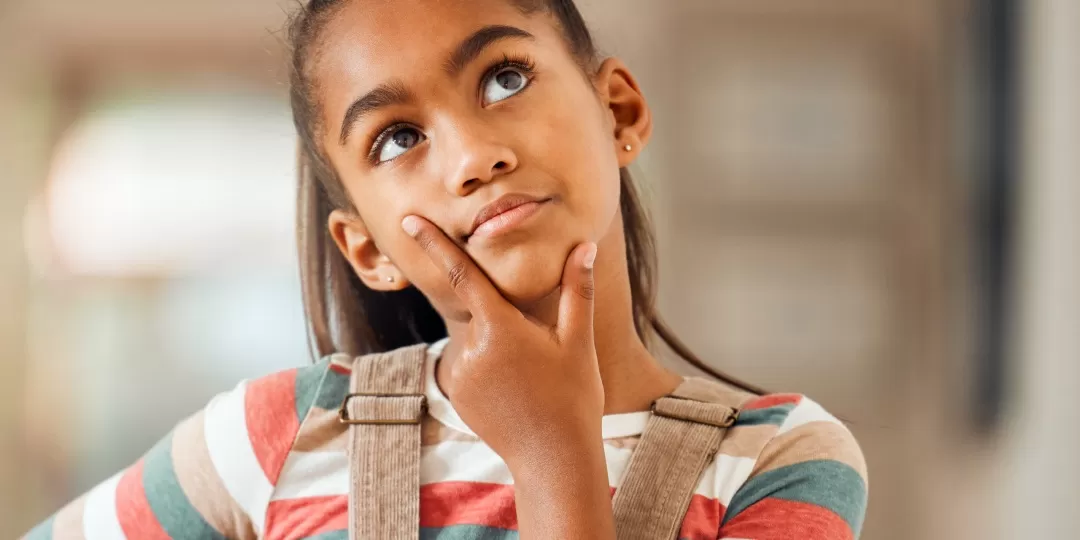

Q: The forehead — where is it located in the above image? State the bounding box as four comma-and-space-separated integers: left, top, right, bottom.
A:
311, 0, 563, 125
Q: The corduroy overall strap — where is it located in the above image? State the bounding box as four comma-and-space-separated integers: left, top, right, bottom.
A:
611, 377, 744, 540
341, 344, 428, 540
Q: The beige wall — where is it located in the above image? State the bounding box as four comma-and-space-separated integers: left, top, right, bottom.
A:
1002, 0, 1080, 536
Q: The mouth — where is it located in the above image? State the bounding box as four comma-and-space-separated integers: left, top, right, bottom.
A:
467, 193, 552, 242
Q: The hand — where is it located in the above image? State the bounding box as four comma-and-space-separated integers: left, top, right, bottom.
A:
401, 215, 603, 470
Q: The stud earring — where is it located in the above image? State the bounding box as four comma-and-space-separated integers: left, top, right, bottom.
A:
385, 276, 396, 283
624, 144, 632, 152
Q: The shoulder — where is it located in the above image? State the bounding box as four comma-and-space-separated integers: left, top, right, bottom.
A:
203, 357, 339, 479
25, 359, 344, 540
720, 392, 868, 538
737, 393, 866, 479
193, 357, 340, 533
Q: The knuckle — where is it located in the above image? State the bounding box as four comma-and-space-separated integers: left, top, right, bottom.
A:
410, 228, 432, 249
415, 230, 436, 251
575, 282, 595, 301
474, 320, 497, 341
447, 260, 470, 290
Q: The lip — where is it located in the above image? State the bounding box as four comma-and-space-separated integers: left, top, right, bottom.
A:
468, 193, 551, 240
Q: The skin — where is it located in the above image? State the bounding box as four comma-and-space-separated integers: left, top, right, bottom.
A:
317, 0, 683, 536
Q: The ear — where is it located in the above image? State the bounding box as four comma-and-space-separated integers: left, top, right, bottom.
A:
328, 209, 409, 291
593, 57, 653, 167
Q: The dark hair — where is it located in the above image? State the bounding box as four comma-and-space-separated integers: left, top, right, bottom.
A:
288, 0, 762, 394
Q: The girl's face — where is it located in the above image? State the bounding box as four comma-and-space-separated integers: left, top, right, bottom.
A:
320, 0, 650, 320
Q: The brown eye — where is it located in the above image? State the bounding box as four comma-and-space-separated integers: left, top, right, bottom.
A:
375, 125, 425, 163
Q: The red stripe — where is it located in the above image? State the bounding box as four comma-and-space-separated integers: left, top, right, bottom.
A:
328, 363, 351, 376
742, 393, 803, 411
612, 487, 722, 539
265, 495, 347, 540
245, 368, 300, 483
266, 483, 522, 536
114, 460, 170, 540
679, 494, 725, 540
263, 486, 725, 537
719, 497, 853, 540
420, 482, 518, 530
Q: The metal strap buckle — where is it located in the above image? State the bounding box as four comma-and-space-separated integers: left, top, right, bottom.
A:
338, 393, 427, 425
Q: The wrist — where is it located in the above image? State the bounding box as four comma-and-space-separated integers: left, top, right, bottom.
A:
507, 436, 609, 487
509, 437, 616, 540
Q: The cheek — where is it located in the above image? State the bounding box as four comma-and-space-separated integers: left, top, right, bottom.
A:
349, 187, 468, 313
370, 222, 469, 315
536, 97, 622, 230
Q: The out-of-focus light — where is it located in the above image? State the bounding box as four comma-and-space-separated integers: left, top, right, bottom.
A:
41, 93, 297, 276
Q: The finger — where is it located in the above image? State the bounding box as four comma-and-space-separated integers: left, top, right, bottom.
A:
556, 242, 598, 343
402, 215, 508, 318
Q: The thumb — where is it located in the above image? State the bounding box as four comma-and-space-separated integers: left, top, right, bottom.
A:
556, 242, 598, 344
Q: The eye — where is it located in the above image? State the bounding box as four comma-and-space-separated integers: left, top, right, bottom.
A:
482, 65, 531, 105
373, 125, 425, 163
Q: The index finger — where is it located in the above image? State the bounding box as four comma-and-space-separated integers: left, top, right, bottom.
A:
402, 215, 509, 319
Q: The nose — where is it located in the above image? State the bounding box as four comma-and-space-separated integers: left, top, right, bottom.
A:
440, 121, 519, 197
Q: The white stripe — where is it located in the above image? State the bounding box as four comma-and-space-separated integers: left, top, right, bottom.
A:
203, 380, 273, 534
776, 396, 841, 436
273, 438, 750, 507
273, 440, 646, 501
273, 440, 750, 504
608, 445, 756, 505
272, 442, 513, 500
601, 412, 650, 439
421, 440, 514, 485
698, 454, 759, 506
82, 472, 125, 540
272, 451, 348, 500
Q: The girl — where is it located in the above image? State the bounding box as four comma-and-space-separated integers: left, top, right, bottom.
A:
26, 0, 868, 539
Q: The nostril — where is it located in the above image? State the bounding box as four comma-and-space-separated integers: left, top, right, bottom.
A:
493, 161, 507, 170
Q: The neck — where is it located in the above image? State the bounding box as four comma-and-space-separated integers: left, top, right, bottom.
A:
438, 214, 682, 415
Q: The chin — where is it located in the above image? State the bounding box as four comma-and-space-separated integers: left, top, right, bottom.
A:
478, 241, 567, 307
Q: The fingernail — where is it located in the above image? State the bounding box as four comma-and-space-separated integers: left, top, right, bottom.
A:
583, 243, 598, 269
402, 216, 419, 236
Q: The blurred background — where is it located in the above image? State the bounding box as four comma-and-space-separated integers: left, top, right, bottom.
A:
0, 0, 1076, 538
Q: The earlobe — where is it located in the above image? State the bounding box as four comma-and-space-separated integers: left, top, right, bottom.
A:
594, 57, 653, 166
327, 209, 409, 291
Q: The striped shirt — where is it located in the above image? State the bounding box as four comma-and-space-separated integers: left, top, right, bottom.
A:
25, 339, 868, 540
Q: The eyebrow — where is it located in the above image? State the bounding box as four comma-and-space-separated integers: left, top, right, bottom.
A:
338, 24, 536, 145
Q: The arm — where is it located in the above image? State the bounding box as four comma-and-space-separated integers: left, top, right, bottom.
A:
22, 360, 327, 540
718, 403, 868, 540
23, 406, 255, 540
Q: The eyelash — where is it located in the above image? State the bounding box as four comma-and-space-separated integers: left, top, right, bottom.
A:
482, 52, 537, 98
366, 53, 538, 164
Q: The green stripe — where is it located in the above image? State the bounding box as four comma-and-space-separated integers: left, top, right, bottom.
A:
142, 432, 228, 540
735, 403, 797, 426
722, 459, 867, 535
295, 360, 330, 422
313, 363, 351, 411
421, 525, 519, 539
23, 515, 54, 540
301, 531, 347, 540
